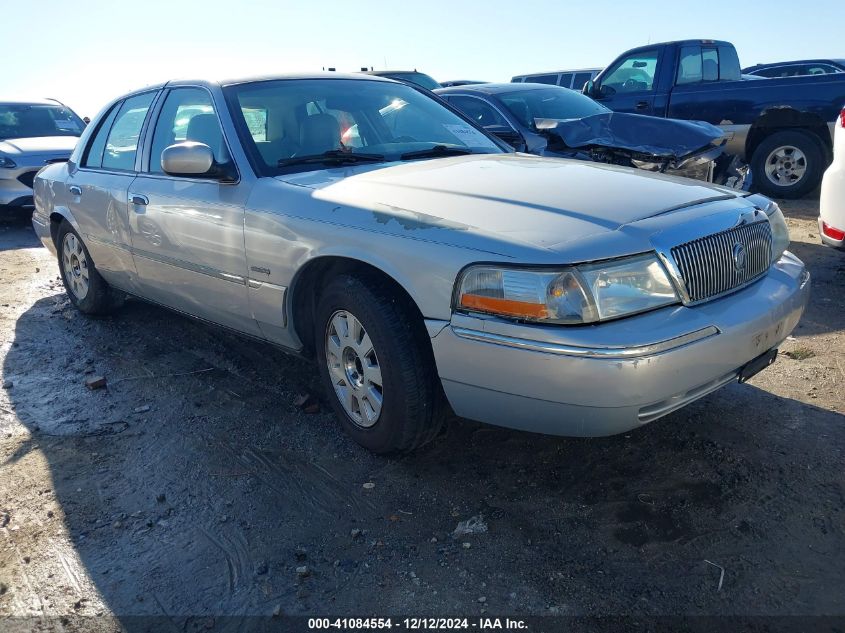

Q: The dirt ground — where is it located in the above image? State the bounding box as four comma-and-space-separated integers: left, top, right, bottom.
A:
0, 197, 843, 631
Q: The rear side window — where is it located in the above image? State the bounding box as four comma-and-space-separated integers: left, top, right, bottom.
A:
447, 96, 511, 128
558, 73, 573, 88
718, 46, 741, 81
572, 72, 593, 90
82, 104, 120, 168
101, 92, 155, 171
702, 48, 719, 81
527, 74, 559, 85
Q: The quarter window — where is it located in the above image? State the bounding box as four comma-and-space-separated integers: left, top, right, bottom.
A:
101, 92, 155, 171
148, 88, 229, 173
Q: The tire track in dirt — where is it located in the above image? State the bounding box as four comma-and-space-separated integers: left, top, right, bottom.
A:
238, 447, 376, 518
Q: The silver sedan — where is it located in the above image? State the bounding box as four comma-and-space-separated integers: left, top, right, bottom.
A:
32, 75, 809, 453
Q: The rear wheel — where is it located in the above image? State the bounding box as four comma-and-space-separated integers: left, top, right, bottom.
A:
56, 220, 124, 315
315, 274, 445, 453
751, 130, 825, 199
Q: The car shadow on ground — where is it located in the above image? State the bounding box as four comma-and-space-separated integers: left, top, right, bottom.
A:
0, 212, 39, 252
2, 292, 844, 627
786, 239, 845, 338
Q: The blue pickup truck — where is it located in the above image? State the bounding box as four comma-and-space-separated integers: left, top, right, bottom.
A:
584, 39, 845, 198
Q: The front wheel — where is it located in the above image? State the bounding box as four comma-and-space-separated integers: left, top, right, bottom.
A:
56, 220, 124, 315
315, 274, 445, 453
750, 130, 826, 199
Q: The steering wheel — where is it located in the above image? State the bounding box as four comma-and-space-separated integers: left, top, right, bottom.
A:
622, 78, 640, 91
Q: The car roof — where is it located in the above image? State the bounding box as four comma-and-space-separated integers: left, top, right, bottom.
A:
743, 59, 845, 71
0, 97, 64, 106
436, 82, 569, 95
512, 68, 600, 76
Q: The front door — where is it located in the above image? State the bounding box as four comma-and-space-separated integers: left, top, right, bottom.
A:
127, 86, 260, 337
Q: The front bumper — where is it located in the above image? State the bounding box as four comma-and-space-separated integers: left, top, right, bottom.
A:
431, 252, 810, 437
0, 166, 39, 208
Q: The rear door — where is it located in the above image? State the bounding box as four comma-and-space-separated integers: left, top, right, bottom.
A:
64, 91, 158, 293
593, 48, 660, 114
128, 86, 260, 336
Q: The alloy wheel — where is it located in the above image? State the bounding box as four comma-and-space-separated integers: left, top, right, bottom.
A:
324, 310, 384, 428
62, 233, 90, 300
765, 145, 807, 187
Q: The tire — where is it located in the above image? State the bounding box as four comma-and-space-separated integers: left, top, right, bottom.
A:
315, 274, 445, 454
750, 130, 825, 199
56, 220, 124, 315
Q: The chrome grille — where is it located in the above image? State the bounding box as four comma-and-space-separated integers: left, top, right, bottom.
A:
671, 221, 772, 303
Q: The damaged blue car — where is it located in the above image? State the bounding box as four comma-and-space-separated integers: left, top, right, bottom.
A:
436, 83, 746, 187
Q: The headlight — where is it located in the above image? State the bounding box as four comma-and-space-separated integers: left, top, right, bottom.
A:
0, 155, 17, 168
455, 253, 680, 324
764, 201, 790, 263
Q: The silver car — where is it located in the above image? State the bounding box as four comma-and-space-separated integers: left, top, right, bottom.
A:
32, 75, 810, 453
1, 98, 85, 211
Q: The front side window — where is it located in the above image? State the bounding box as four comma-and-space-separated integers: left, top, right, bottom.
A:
0, 103, 85, 140
225, 79, 504, 176
148, 88, 229, 173
447, 96, 511, 128
602, 50, 658, 93
101, 92, 155, 171
499, 87, 609, 128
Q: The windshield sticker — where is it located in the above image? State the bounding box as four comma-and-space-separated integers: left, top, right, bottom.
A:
55, 119, 81, 131
442, 124, 498, 149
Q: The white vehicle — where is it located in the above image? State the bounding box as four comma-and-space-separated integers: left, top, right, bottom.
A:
819, 107, 845, 248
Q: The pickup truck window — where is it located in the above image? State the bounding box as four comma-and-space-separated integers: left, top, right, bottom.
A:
677, 46, 740, 84
602, 49, 658, 93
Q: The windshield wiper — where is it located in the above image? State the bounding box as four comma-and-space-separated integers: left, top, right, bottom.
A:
277, 150, 387, 167
400, 145, 474, 160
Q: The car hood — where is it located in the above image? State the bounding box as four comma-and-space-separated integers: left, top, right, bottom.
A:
536, 112, 726, 162
0, 136, 78, 156
276, 153, 745, 255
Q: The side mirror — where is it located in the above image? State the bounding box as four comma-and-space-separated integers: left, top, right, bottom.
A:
161, 142, 215, 177
83, 117, 91, 126
485, 125, 526, 152
582, 80, 594, 96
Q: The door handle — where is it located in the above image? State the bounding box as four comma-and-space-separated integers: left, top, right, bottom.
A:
635, 101, 650, 110
68, 185, 82, 196
129, 193, 149, 206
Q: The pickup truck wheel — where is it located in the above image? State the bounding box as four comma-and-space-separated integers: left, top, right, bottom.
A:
315, 274, 445, 454
56, 220, 124, 315
751, 130, 824, 199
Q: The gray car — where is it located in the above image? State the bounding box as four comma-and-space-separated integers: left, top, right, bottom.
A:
32, 74, 809, 453
0, 98, 85, 211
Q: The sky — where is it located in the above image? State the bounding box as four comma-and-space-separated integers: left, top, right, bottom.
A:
3, 0, 842, 118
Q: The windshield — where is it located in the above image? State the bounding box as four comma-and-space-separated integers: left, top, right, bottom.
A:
0, 103, 85, 140
498, 87, 609, 127
225, 79, 505, 175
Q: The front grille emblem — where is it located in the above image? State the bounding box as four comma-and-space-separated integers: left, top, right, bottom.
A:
732, 242, 747, 272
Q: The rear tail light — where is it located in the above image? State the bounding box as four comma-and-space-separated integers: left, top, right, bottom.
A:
822, 221, 845, 241
840, 107, 845, 128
